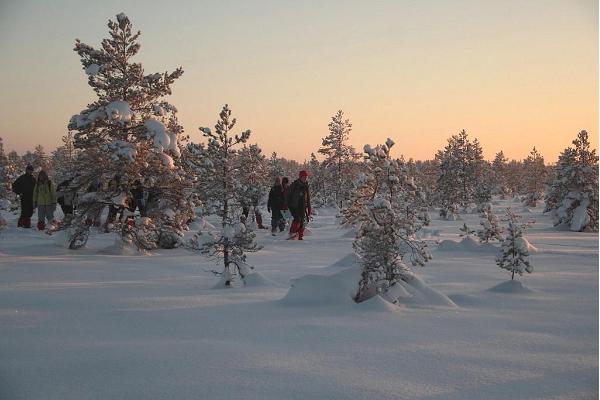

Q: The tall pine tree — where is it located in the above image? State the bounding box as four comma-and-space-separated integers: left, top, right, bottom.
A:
318, 110, 359, 208
66, 13, 191, 249
187, 105, 261, 287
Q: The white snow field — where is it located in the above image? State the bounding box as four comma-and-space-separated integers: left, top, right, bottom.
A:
0, 200, 597, 399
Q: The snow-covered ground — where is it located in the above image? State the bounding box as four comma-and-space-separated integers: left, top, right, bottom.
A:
0, 200, 597, 399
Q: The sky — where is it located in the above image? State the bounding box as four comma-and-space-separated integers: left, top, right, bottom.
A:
0, 0, 597, 163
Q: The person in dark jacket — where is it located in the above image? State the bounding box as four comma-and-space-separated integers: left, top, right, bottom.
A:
56, 176, 77, 221
281, 177, 291, 226
129, 180, 146, 217
287, 170, 311, 240
12, 165, 36, 228
267, 176, 286, 235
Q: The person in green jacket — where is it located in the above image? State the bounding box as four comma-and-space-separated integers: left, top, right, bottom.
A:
32, 170, 57, 230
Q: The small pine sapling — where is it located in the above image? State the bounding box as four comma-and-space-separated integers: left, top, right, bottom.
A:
187, 105, 263, 287
496, 208, 534, 280
477, 204, 504, 243
459, 223, 476, 238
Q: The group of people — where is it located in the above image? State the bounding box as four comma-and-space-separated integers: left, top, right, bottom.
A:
268, 170, 311, 240
11, 166, 153, 232
11, 165, 312, 240
12, 165, 65, 230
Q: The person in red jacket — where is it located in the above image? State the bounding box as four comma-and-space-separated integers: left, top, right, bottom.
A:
287, 170, 311, 240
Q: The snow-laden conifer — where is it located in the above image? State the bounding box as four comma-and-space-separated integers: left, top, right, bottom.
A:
496, 208, 534, 280
187, 105, 262, 287
477, 204, 504, 243
522, 147, 546, 207
236, 144, 268, 227
491, 151, 510, 197
544, 131, 598, 232
318, 110, 360, 208
346, 139, 430, 303
65, 13, 191, 249
52, 132, 78, 183
435, 130, 485, 218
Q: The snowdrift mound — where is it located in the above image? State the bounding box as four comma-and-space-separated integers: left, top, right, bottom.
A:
281, 267, 456, 310
100, 238, 140, 256
519, 237, 538, 253
488, 280, 533, 294
243, 271, 280, 287
437, 236, 498, 253
387, 274, 458, 309
356, 295, 399, 313
281, 267, 361, 307
329, 253, 360, 268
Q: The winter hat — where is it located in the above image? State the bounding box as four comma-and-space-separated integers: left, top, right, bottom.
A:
25, 165, 34, 172
299, 170, 309, 178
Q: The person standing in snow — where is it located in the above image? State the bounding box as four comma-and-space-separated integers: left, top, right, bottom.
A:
57, 176, 77, 222
267, 176, 286, 235
129, 179, 146, 217
12, 165, 36, 228
281, 177, 291, 227
287, 170, 311, 240
32, 170, 57, 230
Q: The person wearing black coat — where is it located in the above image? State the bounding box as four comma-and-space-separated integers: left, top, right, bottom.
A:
287, 170, 311, 240
267, 176, 286, 235
12, 165, 36, 228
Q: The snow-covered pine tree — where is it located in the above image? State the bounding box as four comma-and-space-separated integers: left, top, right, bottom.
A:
491, 151, 510, 197
522, 147, 546, 207
236, 144, 268, 227
306, 153, 328, 207
66, 13, 191, 249
544, 130, 599, 231
52, 132, 78, 183
496, 208, 534, 280
435, 130, 485, 218
413, 159, 439, 208
505, 159, 525, 197
346, 139, 430, 303
267, 152, 285, 180
33, 145, 50, 172
187, 105, 262, 287
318, 110, 360, 208
477, 204, 504, 243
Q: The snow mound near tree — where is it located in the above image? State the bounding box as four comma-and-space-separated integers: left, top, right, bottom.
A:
100, 238, 139, 256
355, 295, 399, 313
437, 236, 497, 253
329, 253, 359, 268
243, 271, 279, 287
281, 267, 361, 307
518, 236, 538, 253
488, 280, 533, 294
281, 267, 456, 311
387, 274, 458, 309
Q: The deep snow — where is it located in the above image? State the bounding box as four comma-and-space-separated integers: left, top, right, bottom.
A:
0, 199, 597, 399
